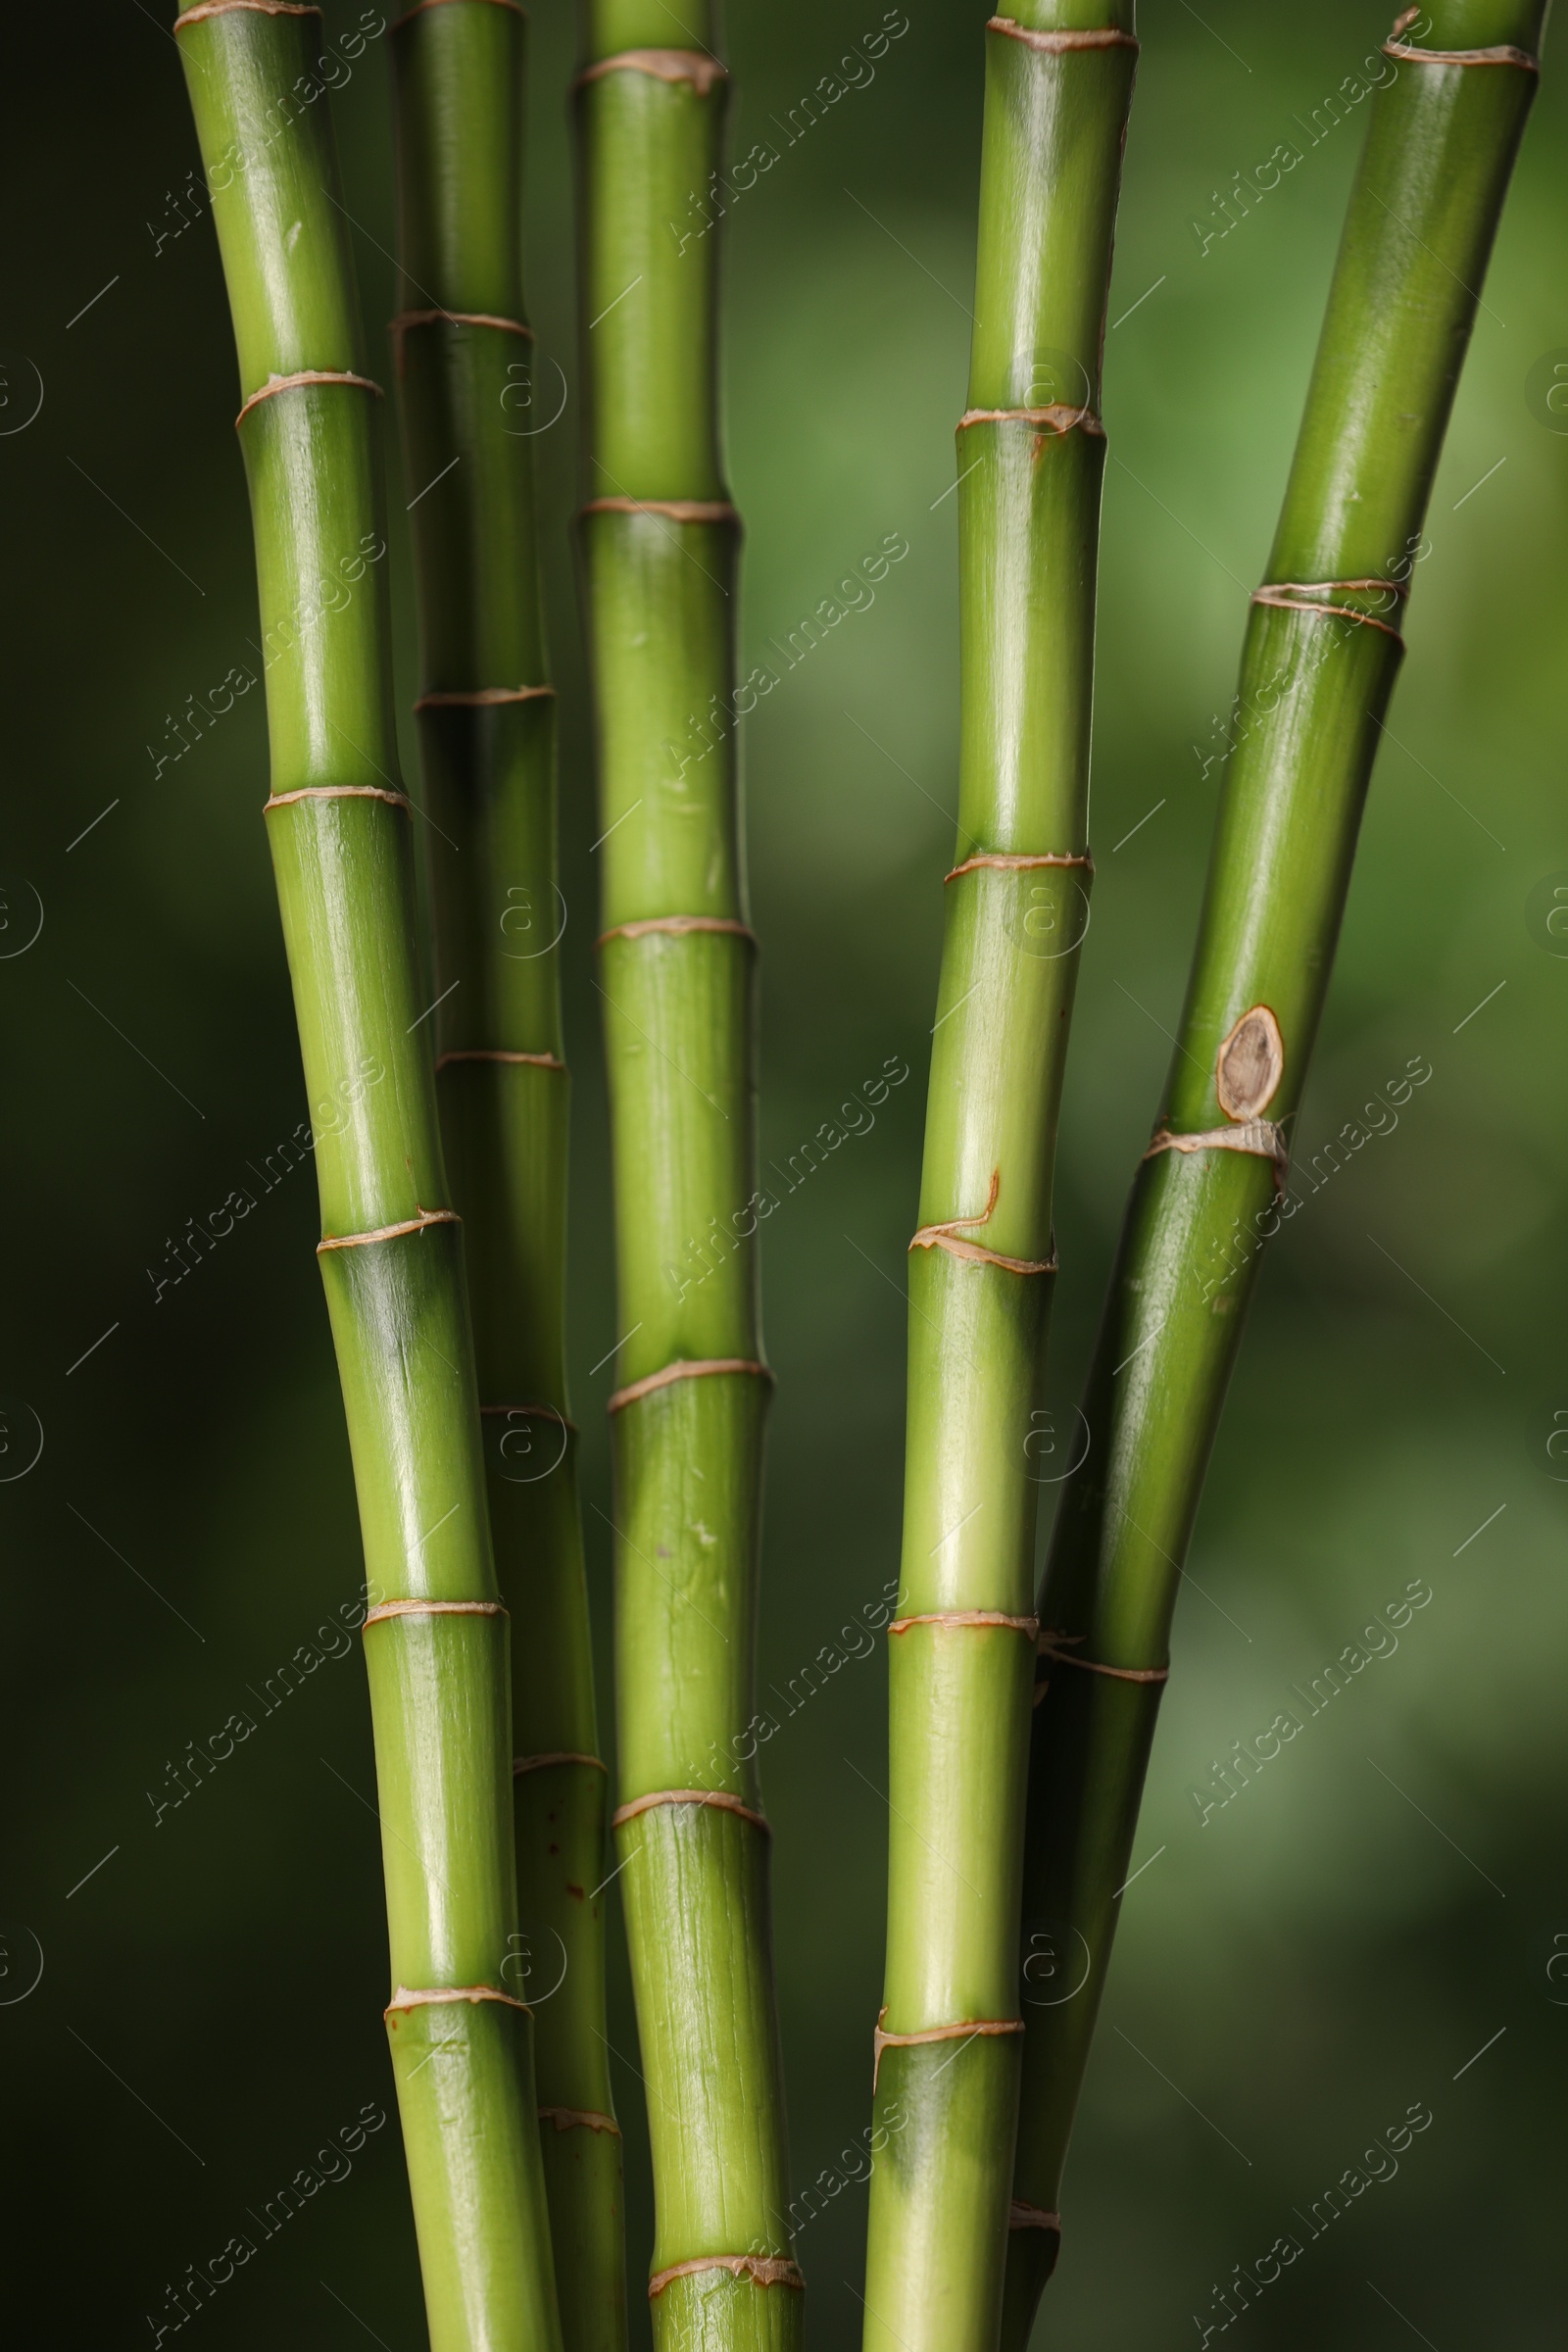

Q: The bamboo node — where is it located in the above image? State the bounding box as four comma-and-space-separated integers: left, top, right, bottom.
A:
1383, 33, 1539, 69
596, 913, 757, 950
908, 1169, 1057, 1275
888, 1610, 1040, 1638
176, 0, 319, 26
385, 1983, 531, 2018
437, 1050, 566, 1072
1037, 1632, 1169, 1685
1143, 1120, 1289, 1192
613, 1788, 770, 1835
392, 0, 524, 28
945, 851, 1093, 882
987, 17, 1139, 54
480, 1401, 576, 1430
235, 369, 383, 426
364, 1600, 508, 1628
575, 48, 728, 96
958, 404, 1104, 439
580, 496, 740, 525
318, 1207, 463, 1253
415, 685, 556, 710
1251, 584, 1403, 641
391, 309, 533, 338
872, 2010, 1024, 2087
647, 2255, 805, 2301
265, 785, 412, 815
540, 2105, 622, 2134
608, 1356, 773, 1413
514, 1751, 608, 1775
1009, 2202, 1062, 2233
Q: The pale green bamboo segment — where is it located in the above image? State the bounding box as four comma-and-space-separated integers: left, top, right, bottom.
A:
1004, 9, 1544, 2342
862, 9, 1135, 2350
177, 8, 563, 2349
578, 0, 799, 2341
392, 3, 623, 2344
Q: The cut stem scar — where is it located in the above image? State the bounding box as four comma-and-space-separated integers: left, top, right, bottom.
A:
612, 1788, 770, 1834
317, 1207, 463, 1253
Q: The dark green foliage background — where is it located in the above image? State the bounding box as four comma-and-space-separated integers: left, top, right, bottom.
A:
1, 1, 1564, 2342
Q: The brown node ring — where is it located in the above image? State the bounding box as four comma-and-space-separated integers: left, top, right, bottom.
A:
608, 1357, 772, 1414
1251, 585, 1402, 641
1009, 2202, 1062, 2233
945, 850, 1093, 883
364, 1600, 508, 1629
1144, 1120, 1288, 1195
479, 1400, 575, 1429
235, 369, 383, 427
385, 1983, 531, 2018
416, 686, 556, 710
612, 1788, 770, 1835
889, 1611, 1040, 1639
176, 0, 318, 26
394, 0, 524, 27
872, 2010, 1024, 2087
987, 15, 1138, 52
1383, 25, 1538, 67
909, 1168, 1057, 1276
648, 2255, 805, 2301
514, 1751, 607, 1776
540, 2105, 621, 2135
575, 47, 728, 94
265, 784, 412, 815
318, 1207, 462, 1254
438, 1050, 565, 1073
596, 913, 757, 949
391, 309, 532, 338
958, 404, 1104, 438
580, 496, 740, 524
1037, 1633, 1169, 1684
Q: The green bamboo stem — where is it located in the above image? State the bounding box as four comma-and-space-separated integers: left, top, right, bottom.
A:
391, 8, 624, 2347
574, 6, 801, 2348
176, 7, 563, 2347
1002, 8, 1544, 2341
860, 12, 1136, 2350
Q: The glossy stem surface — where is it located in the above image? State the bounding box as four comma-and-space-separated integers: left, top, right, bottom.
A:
575, 5, 800, 2348
1004, 8, 1544, 2342
861, 8, 1136, 2351
177, 8, 563, 2347
392, 7, 624, 2345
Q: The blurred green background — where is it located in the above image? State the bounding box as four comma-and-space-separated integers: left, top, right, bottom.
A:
2, 1, 1565, 2343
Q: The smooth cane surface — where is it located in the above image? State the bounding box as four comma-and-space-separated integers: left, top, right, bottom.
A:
176, 7, 563, 2347
1003, 7, 1546, 2342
